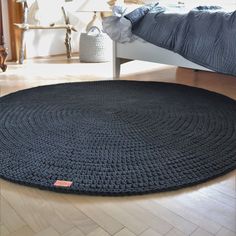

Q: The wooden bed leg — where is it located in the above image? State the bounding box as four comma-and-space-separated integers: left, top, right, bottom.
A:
113, 41, 120, 79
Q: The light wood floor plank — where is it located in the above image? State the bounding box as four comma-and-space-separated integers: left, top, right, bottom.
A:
155, 196, 221, 234
7, 226, 34, 236
65, 196, 123, 235
198, 187, 235, 208
0, 224, 10, 236
139, 228, 162, 236
190, 228, 214, 236
165, 228, 187, 236
137, 200, 197, 235
1, 182, 50, 233
114, 228, 136, 236
94, 202, 148, 235
37, 191, 99, 235
1, 196, 27, 233
62, 227, 85, 236
34, 227, 60, 236
216, 227, 236, 236
38, 194, 88, 235
119, 201, 173, 235
211, 181, 236, 199
175, 192, 236, 232
216, 177, 236, 191
87, 227, 110, 236
45, 214, 75, 235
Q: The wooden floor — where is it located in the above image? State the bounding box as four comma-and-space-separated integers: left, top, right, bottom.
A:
0, 57, 236, 236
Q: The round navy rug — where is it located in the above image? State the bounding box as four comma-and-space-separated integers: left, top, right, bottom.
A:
0, 81, 236, 196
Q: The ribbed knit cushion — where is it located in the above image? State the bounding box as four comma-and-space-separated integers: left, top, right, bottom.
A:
0, 81, 235, 195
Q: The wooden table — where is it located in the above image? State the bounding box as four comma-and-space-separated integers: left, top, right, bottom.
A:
15, 4, 76, 64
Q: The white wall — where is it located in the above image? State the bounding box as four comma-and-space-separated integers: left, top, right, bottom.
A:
25, 0, 94, 58
1, 0, 12, 60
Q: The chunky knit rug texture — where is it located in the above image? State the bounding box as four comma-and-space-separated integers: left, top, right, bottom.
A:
0, 81, 236, 196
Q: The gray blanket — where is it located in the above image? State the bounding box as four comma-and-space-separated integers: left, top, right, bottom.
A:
125, 5, 236, 76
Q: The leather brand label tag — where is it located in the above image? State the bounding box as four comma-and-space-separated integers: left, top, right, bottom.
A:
54, 180, 73, 187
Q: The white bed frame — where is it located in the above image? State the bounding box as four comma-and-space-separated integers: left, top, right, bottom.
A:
113, 40, 212, 79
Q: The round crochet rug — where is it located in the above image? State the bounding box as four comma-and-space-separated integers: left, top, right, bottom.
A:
0, 81, 236, 195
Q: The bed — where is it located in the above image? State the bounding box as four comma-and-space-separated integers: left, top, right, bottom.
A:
112, 38, 211, 78
103, 3, 236, 79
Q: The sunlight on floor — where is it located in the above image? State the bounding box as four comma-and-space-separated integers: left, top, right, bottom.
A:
0, 57, 176, 97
